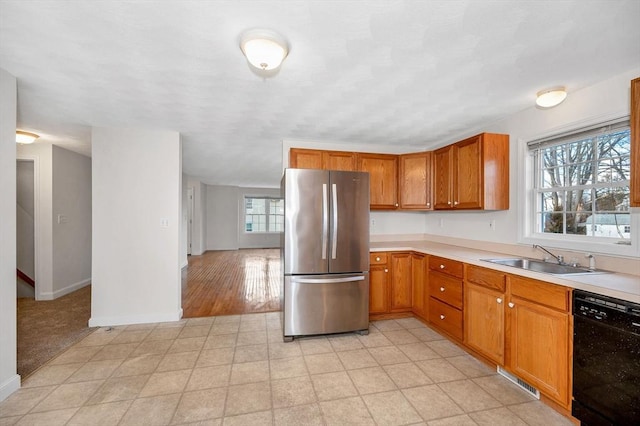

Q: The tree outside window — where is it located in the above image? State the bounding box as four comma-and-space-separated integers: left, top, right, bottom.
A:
532, 124, 631, 243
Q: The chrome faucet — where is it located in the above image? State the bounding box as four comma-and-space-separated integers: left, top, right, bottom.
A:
533, 244, 564, 265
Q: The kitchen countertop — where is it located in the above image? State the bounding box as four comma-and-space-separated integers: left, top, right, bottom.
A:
370, 240, 640, 304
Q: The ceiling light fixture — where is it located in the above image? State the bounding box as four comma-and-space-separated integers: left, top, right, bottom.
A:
536, 87, 567, 108
239, 29, 289, 71
16, 130, 39, 144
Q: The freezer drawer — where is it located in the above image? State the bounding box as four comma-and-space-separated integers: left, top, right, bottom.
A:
284, 273, 369, 339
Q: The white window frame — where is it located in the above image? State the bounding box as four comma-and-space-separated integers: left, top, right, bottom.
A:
243, 196, 283, 234
518, 115, 639, 258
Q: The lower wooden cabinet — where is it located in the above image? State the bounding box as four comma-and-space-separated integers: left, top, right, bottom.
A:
464, 267, 506, 365
390, 252, 412, 312
428, 257, 464, 340
369, 259, 390, 315
411, 253, 428, 320
429, 297, 463, 340
368, 251, 413, 317
506, 276, 571, 408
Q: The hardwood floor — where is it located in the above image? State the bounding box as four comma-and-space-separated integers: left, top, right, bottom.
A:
182, 248, 282, 317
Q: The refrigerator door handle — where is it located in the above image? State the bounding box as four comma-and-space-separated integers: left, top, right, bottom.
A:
331, 183, 338, 259
322, 183, 328, 260
292, 276, 365, 284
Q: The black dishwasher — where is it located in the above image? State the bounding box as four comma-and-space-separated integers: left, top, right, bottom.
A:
572, 290, 640, 425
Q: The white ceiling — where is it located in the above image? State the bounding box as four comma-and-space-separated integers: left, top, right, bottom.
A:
1, 0, 639, 187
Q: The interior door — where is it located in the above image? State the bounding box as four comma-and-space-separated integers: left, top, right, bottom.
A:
329, 171, 370, 273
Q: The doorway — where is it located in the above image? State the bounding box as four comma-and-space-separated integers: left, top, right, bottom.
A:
16, 159, 35, 298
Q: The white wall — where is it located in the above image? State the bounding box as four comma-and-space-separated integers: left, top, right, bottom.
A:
16, 143, 54, 300
187, 177, 206, 255
0, 68, 19, 401
52, 145, 92, 297
90, 127, 182, 326
206, 185, 239, 250
16, 161, 35, 279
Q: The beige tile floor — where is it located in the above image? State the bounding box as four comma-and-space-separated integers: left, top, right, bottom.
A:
0, 313, 575, 425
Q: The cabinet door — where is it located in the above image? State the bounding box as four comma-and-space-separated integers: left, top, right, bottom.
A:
390, 252, 412, 311
369, 264, 390, 314
454, 136, 482, 209
323, 151, 357, 171
357, 153, 398, 209
464, 283, 505, 365
411, 253, 427, 319
289, 148, 323, 169
433, 146, 453, 209
631, 77, 640, 207
399, 152, 432, 209
507, 296, 570, 407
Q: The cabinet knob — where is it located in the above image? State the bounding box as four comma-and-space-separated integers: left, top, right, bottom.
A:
454, 201, 459, 206
427, 202, 430, 207
497, 298, 503, 304
439, 264, 445, 269
376, 257, 380, 261
440, 314, 445, 320
508, 302, 515, 308
395, 203, 399, 207
384, 269, 388, 273
447, 201, 451, 205
440, 287, 445, 292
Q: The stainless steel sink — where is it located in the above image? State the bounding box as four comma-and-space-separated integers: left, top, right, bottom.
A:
481, 258, 607, 275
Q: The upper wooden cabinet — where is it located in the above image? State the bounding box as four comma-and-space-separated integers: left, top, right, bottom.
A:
289, 148, 356, 171
399, 152, 432, 210
357, 153, 399, 209
631, 77, 640, 207
433, 133, 509, 210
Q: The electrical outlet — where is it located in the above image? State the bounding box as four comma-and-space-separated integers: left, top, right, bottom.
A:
371, 219, 376, 229
489, 219, 496, 231
160, 218, 169, 228
439, 218, 444, 228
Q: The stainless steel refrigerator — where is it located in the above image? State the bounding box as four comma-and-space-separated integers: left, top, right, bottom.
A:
281, 168, 370, 341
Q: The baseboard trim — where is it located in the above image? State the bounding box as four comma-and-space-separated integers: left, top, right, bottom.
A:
88, 310, 182, 327
181, 260, 188, 269
38, 278, 91, 300
0, 374, 21, 402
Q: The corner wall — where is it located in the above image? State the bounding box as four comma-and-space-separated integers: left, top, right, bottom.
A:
0, 68, 19, 400
90, 127, 182, 326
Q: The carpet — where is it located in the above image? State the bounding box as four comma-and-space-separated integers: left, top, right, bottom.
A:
17, 285, 95, 378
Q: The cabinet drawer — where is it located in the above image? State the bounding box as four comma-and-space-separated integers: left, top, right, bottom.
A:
429, 271, 463, 309
429, 297, 463, 340
509, 276, 569, 312
429, 256, 463, 278
370, 252, 388, 265
466, 264, 506, 292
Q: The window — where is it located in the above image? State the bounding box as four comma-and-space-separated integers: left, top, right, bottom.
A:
244, 197, 283, 233
528, 119, 631, 245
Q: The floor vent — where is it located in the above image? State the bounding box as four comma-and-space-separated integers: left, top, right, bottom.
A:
497, 366, 540, 399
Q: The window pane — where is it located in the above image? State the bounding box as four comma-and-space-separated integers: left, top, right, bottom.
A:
531, 122, 630, 243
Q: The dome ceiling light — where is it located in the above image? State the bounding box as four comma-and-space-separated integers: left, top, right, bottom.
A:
536, 87, 567, 108
239, 29, 289, 71
16, 130, 39, 144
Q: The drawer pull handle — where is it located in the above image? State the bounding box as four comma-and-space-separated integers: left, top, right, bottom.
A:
497, 298, 503, 304
440, 287, 445, 292
440, 314, 445, 320
508, 302, 515, 308
376, 257, 380, 261
440, 264, 445, 269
